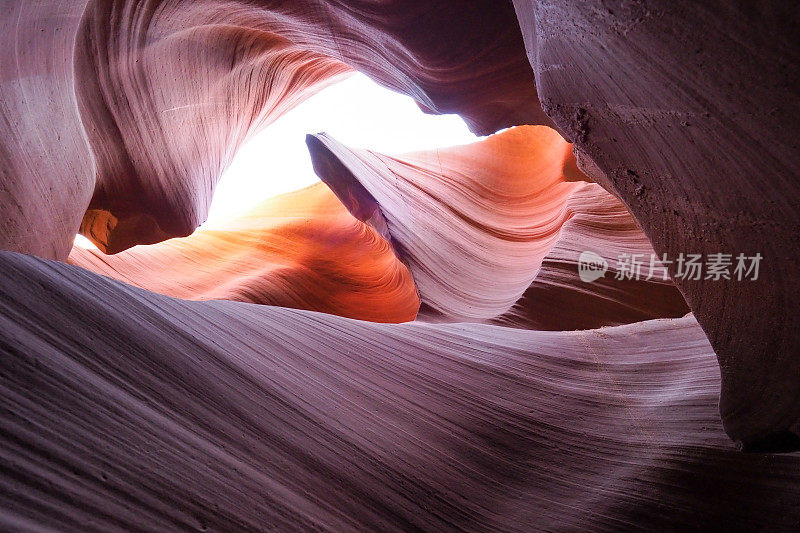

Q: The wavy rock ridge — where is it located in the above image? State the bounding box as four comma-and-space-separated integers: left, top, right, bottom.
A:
2, 0, 540, 258
70, 182, 419, 323
71, 126, 687, 327
493, 182, 690, 330
309, 126, 687, 326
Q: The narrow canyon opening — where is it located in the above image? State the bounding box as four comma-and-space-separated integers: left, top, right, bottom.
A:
75, 72, 479, 250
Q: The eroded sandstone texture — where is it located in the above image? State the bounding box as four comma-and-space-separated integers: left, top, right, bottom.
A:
1, 0, 540, 258
2, 252, 799, 531
1, 1, 799, 530
70, 183, 419, 323
493, 182, 690, 330
512, 0, 800, 449
73, 126, 687, 328
309, 126, 687, 326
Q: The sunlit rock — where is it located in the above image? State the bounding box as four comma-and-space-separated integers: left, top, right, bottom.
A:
71, 183, 419, 323
1, 0, 541, 258
309, 126, 687, 326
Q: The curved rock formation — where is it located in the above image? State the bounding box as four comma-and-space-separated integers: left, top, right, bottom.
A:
2, 2, 799, 528
76, 2, 352, 254
255, 0, 547, 135
2, 0, 541, 259
1, 0, 351, 258
309, 126, 687, 326
70, 183, 419, 323
0, 2, 98, 261
512, 0, 800, 449
494, 183, 690, 330
1, 251, 799, 531
308, 126, 583, 322
71, 125, 686, 329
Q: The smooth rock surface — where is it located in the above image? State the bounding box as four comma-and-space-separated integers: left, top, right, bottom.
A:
309, 126, 687, 326
1, 251, 799, 531
72, 125, 687, 330
0, 3, 96, 260
1, 0, 543, 258
494, 183, 689, 330
70, 183, 419, 323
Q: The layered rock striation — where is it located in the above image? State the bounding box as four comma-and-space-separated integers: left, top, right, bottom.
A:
70, 183, 419, 323
309, 126, 687, 326
1, 251, 798, 531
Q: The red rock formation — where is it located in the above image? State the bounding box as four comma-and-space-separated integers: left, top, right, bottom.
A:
1, 251, 798, 530
309, 126, 582, 321
309, 126, 687, 326
512, 0, 800, 449
1, 0, 351, 258
70, 183, 419, 323
71, 125, 685, 329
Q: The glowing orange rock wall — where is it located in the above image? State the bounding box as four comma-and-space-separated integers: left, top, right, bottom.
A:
70, 183, 419, 323
72, 125, 686, 329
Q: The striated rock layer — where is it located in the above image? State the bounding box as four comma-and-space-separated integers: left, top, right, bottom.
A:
70, 183, 419, 323
0, 2, 98, 261
493, 183, 690, 330
71, 125, 687, 329
1, 1, 350, 258
75, 1, 352, 254
512, 0, 800, 449
1, 0, 541, 258
309, 126, 687, 326
1, 251, 799, 531
1, 4, 798, 529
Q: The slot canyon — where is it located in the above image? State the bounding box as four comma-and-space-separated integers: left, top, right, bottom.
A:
1, 1, 798, 531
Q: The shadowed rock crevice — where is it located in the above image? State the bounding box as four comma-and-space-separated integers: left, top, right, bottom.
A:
306, 133, 393, 244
